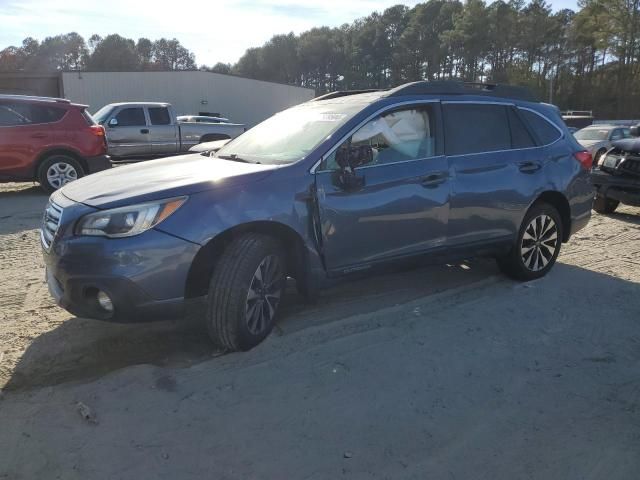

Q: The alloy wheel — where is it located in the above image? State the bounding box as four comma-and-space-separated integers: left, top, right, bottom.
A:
245, 254, 283, 335
46, 162, 78, 189
520, 214, 558, 272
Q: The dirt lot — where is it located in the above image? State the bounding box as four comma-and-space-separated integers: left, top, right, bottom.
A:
1, 181, 639, 478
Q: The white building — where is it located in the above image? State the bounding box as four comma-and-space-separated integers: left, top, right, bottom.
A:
60, 71, 315, 127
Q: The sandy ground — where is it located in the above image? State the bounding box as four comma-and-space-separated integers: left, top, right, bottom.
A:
0, 181, 639, 478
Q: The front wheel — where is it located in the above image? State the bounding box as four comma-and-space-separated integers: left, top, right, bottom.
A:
206, 233, 286, 351
497, 202, 563, 281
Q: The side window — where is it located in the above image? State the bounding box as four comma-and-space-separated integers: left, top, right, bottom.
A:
29, 105, 66, 123
444, 104, 511, 155
508, 108, 536, 148
0, 104, 29, 126
519, 109, 562, 146
610, 129, 623, 141
322, 105, 436, 170
622, 128, 632, 138
149, 107, 171, 125
114, 108, 146, 127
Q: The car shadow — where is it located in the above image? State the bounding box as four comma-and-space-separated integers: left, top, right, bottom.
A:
3, 258, 498, 392
602, 206, 640, 225
0, 184, 48, 235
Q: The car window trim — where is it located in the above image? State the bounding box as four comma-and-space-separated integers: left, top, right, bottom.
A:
311, 99, 440, 174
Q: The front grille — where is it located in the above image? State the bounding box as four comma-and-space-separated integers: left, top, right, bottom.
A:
619, 156, 640, 178
41, 201, 63, 250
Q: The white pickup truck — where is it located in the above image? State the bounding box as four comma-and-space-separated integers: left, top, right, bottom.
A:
92, 102, 245, 159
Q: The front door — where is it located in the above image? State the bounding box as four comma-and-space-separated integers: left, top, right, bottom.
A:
105, 107, 151, 157
314, 103, 450, 273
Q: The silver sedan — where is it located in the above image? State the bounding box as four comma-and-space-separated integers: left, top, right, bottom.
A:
574, 125, 633, 166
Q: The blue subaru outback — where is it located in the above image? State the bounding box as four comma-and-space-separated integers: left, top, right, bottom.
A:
42, 82, 593, 351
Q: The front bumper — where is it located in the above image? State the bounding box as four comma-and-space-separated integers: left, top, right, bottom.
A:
42, 195, 201, 322
85, 154, 112, 174
591, 168, 640, 207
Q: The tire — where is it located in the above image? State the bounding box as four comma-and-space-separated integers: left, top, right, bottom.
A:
37, 154, 85, 193
593, 149, 606, 168
497, 202, 563, 281
206, 233, 286, 351
593, 194, 619, 214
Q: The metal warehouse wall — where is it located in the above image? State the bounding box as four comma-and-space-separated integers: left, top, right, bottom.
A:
61, 71, 315, 126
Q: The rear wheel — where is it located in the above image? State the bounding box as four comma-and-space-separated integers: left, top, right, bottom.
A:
37, 155, 85, 193
206, 233, 285, 351
593, 194, 619, 214
497, 202, 563, 281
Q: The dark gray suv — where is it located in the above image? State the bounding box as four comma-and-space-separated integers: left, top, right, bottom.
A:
42, 82, 594, 351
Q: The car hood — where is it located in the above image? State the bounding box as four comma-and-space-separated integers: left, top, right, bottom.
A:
612, 138, 640, 154
61, 153, 277, 209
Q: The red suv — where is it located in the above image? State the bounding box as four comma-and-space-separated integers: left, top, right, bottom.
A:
0, 95, 110, 192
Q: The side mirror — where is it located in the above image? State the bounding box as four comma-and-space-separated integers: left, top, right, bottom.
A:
108, 118, 119, 127
335, 145, 374, 171
333, 145, 373, 191
631, 125, 640, 137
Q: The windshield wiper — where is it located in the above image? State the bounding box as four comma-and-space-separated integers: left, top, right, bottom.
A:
216, 154, 259, 164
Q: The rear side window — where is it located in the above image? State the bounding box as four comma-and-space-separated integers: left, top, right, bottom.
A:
444, 104, 511, 155
149, 107, 171, 125
519, 109, 562, 145
508, 108, 536, 148
0, 102, 66, 125
115, 108, 146, 127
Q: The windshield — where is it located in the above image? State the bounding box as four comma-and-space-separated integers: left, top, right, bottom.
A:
92, 105, 115, 125
215, 102, 362, 164
575, 128, 610, 141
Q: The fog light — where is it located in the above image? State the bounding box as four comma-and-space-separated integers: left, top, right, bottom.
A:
97, 291, 114, 312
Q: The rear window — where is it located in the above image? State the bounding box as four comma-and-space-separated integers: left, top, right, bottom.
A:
519, 109, 562, 145
149, 107, 171, 125
444, 103, 511, 155
0, 102, 66, 125
82, 110, 96, 125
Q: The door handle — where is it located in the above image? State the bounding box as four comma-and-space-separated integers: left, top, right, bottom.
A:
30, 133, 47, 139
421, 172, 447, 188
518, 161, 541, 173
140, 129, 149, 134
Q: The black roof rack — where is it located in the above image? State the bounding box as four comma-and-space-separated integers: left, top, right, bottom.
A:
311, 89, 383, 102
386, 81, 537, 102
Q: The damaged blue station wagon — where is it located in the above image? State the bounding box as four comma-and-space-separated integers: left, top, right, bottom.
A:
42, 81, 594, 351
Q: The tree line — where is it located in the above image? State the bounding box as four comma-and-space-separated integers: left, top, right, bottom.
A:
0, 34, 196, 72
1, 0, 639, 118
230, 0, 640, 119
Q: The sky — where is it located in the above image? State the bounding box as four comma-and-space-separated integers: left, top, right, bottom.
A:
0, 0, 579, 66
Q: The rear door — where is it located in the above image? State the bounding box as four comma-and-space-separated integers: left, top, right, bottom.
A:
147, 106, 178, 155
105, 107, 150, 157
0, 101, 62, 180
444, 102, 540, 246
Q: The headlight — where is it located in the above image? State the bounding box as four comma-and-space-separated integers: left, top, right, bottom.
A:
75, 197, 187, 238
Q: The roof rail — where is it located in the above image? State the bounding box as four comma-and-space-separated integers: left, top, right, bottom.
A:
387, 81, 538, 102
311, 89, 383, 102
0, 94, 71, 104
